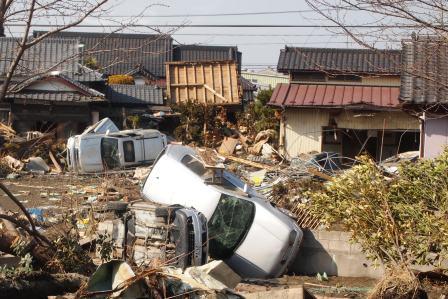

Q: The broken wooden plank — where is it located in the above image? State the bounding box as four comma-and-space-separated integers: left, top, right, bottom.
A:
307, 167, 333, 181
224, 155, 276, 171
49, 150, 62, 173
218, 137, 239, 155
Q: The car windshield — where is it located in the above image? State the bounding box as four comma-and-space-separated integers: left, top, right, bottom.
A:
101, 137, 120, 169
208, 194, 255, 259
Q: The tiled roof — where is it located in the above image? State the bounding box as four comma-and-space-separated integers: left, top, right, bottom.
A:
173, 44, 242, 72
239, 77, 257, 91
8, 92, 104, 103
269, 83, 400, 109
7, 73, 104, 103
11, 73, 104, 97
67, 64, 105, 82
400, 38, 448, 104
106, 84, 164, 105
34, 31, 173, 77
277, 47, 402, 75
0, 37, 79, 76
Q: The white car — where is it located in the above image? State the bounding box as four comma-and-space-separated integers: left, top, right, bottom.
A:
67, 119, 167, 173
141, 144, 303, 278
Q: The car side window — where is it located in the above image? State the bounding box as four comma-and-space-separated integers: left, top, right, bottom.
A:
123, 140, 135, 162
208, 194, 255, 259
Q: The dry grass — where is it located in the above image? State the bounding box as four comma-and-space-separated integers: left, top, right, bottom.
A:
368, 267, 425, 299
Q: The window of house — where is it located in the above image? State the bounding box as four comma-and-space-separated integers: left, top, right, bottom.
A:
123, 140, 135, 162
292, 72, 326, 82
323, 128, 341, 144
208, 194, 255, 259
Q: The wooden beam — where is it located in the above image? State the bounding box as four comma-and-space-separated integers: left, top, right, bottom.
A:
203, 84, 227, 102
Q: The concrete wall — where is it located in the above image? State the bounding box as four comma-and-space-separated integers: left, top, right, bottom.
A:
290, 229, 384, 278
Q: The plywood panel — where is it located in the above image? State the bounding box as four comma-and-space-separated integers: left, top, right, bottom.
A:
166, 61, 240, 105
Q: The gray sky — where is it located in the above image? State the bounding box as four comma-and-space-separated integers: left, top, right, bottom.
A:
12, 0, 406, 70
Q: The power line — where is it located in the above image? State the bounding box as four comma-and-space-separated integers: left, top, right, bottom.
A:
51, 9, 335, 18
6, 24, 423, 28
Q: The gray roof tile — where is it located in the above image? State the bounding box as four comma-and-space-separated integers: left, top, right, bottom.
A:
277, 46, 401, 74
106, 84, 164, 105
34, 31, 173, 77
0, 37, 79, 76
400, 38, 448, 104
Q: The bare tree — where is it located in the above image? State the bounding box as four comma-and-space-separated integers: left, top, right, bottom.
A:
0, 0, 115, 102
305, 0, 448, 48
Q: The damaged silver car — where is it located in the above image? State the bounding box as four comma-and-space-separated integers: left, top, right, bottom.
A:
142, 144, 303, 278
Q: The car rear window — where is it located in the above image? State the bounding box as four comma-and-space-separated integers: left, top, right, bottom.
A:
181, 155, 208, 177
123, 140, 135, 162
208, 194, 255, 259
101, 137, 120, 169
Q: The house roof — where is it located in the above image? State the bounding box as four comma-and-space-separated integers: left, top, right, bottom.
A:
0, 37, 79, 76
173, 44, 242, 72
239, 76, 257, 91
105, 84, 164, 105
6, 73, 105, 103
34, 31, 173, 78
8, 92, 104, 103
269, 83, 400, 109
277, 47, 402, 75
400, 38, 448, 104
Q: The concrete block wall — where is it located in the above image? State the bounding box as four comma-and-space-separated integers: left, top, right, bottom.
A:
290, 229, 384, 278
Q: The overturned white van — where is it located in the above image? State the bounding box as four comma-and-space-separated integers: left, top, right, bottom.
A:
67, 118, 167, 173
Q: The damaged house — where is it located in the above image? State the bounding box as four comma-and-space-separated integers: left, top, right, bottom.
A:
33, 31, 170, 125
401, 37, 448, 158
171, 44, 255, 104
269, 47, 420, 160
0, 37, 106, 138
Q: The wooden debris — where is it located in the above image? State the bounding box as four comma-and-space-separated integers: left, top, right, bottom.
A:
218, 137, 239, 155
49, 150, 62, 173
307, 167, 333, 181
225, 155, 276, 171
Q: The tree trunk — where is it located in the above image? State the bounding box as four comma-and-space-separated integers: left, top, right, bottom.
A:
0, 229, 55, 269
0, 273, 87, 299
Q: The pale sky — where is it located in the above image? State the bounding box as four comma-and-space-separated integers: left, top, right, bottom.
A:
10, 0, 408, 70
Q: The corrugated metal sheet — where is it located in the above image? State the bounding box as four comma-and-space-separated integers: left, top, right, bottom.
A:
269, 83, 400, 109
400, 38, 448, 104
281, 108, 329, 157
106, 84, 164, 105
34, 31, 173, 77
277, 47, 401, 75
423, 115, 448, 157
241, 71, 289, 90
0, 37, 79, 76
173, 45, 242, 72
